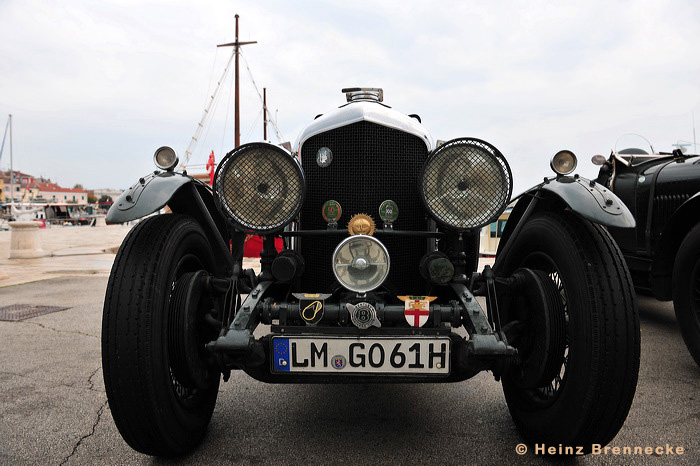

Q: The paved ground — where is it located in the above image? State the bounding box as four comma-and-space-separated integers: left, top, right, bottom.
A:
0, 225, 698, 465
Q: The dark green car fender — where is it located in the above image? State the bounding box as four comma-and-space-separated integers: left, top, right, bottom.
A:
106, 171, 193, 224
107, 171, 235, 275
497, 175, 635, 258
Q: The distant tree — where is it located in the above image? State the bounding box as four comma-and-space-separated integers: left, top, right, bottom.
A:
87, 194, 97, 203
98, 195, 113, 204
73, 183, 84, 190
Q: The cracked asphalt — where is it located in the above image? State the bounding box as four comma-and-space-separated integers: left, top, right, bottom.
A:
1, 275, 699, 465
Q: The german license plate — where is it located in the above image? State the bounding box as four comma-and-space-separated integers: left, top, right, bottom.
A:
271, 336, 450, 375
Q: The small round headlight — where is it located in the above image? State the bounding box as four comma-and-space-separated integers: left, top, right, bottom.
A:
153, 146, 179, 170
550, 150, 577, 175
332, 235, 390, 293
214, 143, 305, 233
420, 138, 512, 231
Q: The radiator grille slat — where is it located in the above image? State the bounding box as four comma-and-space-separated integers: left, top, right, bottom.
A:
298, 121, 429, 294
652, 193, 690, 236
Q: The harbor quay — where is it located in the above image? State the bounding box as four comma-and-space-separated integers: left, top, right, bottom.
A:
0, 224, 133, 287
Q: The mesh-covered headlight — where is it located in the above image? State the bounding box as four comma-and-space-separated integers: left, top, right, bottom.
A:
332, 235, 390, 293
214, 143, 305, 233
420, 138, 512, 231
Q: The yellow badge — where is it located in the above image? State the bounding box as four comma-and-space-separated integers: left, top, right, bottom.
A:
347, 213, 376, 236
292, 293, 331, 325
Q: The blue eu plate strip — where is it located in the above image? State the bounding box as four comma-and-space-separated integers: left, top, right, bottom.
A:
273, 338, 290, 372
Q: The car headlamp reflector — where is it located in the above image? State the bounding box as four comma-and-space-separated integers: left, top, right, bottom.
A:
420, 138, 512, 231
550, 150, 577, 175
153, 146, 179, 170
332, 235, 390, 293
214, 143, 305, 233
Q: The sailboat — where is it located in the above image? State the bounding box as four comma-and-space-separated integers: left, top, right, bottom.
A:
178, 15, 286, 256
0, 115, 93, 228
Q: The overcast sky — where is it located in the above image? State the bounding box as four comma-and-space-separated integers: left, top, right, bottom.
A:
1, 0, 699, 195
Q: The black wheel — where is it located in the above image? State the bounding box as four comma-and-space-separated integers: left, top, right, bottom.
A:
672, 224, 700, 367
497, 210, 639, 451
102, 214, 221, 456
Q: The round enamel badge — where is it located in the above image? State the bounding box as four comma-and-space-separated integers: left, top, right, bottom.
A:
347, 302, 381, 329
316, 147, 332, 168
322, 200, 342, 223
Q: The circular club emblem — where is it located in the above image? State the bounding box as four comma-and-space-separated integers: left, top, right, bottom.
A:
347, 302, 381, 329
331, 355, 346, 370
316, 147, 333, 168
347, 213, 375, 236
379, 200, 399, 223
322, 200, 342, 223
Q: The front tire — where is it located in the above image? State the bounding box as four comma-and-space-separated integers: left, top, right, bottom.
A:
102, 214, 220, 456
672, 224, 700, 367
498, 210, 639, 451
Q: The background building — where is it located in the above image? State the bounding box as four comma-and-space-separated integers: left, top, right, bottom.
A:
0, 171, 88, 205
479, 205, 513, 257
37, 182, 88, 204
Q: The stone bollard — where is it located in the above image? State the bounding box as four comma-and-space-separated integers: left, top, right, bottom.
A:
94, 214, 107, 227
9, 221, 46, 259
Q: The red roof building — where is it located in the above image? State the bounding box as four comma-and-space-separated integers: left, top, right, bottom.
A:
36, 182, 88, 204
1, 171, 88, 204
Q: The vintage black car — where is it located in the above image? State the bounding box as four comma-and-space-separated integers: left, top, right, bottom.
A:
593, 136, 700, 366
103, 88, 640, 456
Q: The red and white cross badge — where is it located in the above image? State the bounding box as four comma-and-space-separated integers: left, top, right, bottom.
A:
398, 296, 437, 327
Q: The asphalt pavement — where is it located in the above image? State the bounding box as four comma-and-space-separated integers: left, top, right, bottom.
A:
0, 226, 698, 465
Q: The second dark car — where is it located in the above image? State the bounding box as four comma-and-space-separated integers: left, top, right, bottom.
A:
593, 136, 700, 367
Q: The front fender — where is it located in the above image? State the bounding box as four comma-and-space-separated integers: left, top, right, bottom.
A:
106, 171, 192, 223
496, 176, 635, 260
538, 175, 635, 228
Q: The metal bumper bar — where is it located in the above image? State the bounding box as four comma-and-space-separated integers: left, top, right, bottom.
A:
206, 280, 517, 372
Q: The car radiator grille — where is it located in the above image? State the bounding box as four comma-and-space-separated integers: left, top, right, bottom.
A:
297, 121, 430, 294
651, 193, 691, 244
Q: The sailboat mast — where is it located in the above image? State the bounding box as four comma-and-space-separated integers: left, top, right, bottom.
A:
693, 111, 697, 153
9, 115, 13, 204
234, 15, 241, 147
218, 14, 256, 148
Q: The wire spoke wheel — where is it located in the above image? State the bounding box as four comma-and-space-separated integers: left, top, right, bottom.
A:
509, 254, 570, 405
497, 209, 639, 452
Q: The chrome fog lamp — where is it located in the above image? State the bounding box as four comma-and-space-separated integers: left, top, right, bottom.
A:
332, 235, 390, 293
153, 146, 179, 171
420, 138, 512, 231
550, 150, 577, 175
214, 142, 305, 233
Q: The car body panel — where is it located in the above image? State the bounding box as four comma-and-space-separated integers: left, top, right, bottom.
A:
599, 151, 700, 298
495, 177, 635, 262
539, 176, 636, 228
106, 171, 192, 224
294, 100, 434, 154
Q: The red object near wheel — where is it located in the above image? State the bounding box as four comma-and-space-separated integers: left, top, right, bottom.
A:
243, 234, 283, 257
